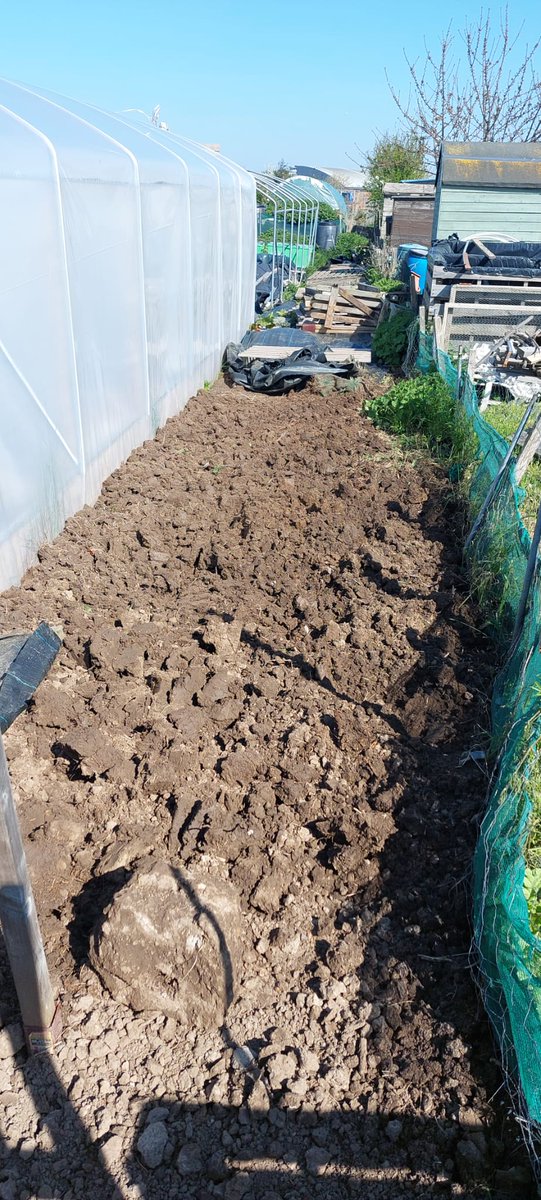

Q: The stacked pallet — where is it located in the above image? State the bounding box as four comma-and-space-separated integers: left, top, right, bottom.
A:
424, 262, 541, 352
301, 282, 382, 334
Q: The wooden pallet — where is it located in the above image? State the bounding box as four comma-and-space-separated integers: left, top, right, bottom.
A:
424, 265, 541, 312
302, 283, 382, 336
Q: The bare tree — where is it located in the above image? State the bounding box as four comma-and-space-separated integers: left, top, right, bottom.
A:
388, 7, 541, 167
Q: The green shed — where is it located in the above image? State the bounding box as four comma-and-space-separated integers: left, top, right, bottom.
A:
433, 142, 541, 242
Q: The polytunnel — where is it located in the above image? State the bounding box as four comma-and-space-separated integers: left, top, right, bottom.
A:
0, 79, 257, 590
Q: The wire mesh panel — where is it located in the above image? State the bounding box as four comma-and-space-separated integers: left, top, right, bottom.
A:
445, 306, 541, 350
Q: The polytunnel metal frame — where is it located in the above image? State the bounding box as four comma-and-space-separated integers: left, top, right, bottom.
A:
254, 173, 319, 308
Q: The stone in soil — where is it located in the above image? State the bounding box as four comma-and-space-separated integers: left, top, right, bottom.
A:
90, 859, 245, 1023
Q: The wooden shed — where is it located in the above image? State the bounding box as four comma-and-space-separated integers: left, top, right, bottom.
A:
381, 181, 435, 247
433, 142, 541, 241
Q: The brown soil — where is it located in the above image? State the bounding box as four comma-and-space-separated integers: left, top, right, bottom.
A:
0, 371, 533, 1198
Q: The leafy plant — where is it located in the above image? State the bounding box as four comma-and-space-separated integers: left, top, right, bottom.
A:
317, 201, 340, 223
305, 247, 332, 277
333, 231, 369, 261
371, 309, 416, 368
366, 372, 478, 469
366, 267, 403, 292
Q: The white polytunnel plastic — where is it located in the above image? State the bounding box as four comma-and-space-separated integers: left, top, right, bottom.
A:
0, 78, 257, 590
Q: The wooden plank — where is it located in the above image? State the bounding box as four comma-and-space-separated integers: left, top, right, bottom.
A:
238, 344, 371, 364
324, 347, 372, 363
338, 288, 375, 315
331, 316, 376, 327
313, 324, 375, 334
315, 303, 372, 317
446, 303, 541, 315
311, 293, 381, 307
238, 345, 311, 360
389, 197, 434, 248
324, 287, 340, 331
430, 266, 541, 285
307, 286, 381, 299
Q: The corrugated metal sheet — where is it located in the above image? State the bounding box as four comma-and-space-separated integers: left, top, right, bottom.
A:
434, 185, 541, 241
440, 142, 541, 187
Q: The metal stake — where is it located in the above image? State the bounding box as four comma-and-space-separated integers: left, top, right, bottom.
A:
464, 396, 537, 553
0, 733, 60, 1052
509, 498, 541, 658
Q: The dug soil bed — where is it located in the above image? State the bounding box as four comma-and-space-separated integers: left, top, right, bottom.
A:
0, 373, 532, 1198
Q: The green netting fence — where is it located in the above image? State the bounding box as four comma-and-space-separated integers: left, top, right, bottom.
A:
418, 331, 541, 1148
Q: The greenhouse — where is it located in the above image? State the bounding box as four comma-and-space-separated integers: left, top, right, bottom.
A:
0, 79, 256, 589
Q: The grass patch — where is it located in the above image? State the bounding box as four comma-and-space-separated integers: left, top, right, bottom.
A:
481, 402, 541, 536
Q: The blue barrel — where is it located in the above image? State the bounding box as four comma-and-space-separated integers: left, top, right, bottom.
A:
397, 243, 428, 292
407, 247, 428, 293
316, 220, 338, 250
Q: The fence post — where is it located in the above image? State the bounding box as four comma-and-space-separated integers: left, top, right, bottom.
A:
0, 622, 62, 1053
0, 733, 60, 1051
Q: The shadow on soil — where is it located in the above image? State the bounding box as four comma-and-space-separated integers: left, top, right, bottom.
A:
0, 1035, 532, 1200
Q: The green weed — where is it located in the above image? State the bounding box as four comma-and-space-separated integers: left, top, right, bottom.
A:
371, 309, 417, 369
333, 231, 369, 261
365, 372, 478, 471
366, 266, 403, 293
467, 510, 518, 635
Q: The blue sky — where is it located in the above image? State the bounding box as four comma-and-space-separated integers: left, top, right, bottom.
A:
0, 0, 538, 170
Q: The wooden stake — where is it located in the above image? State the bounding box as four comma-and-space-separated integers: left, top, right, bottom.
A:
0, 733, 60, 1052
516, 410, 541, 483
324, 287, 340, 331
338, 288, 373, 316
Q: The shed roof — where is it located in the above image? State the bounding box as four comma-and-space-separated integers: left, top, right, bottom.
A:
439, 141, 541, 187
383, 181, 435, 199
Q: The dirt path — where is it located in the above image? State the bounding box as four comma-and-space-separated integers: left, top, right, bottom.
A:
0, 373, 532, 1198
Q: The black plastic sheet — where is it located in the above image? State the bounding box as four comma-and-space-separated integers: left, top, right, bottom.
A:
429, 235, 541, 276
0, 623, 61, 733
224, 342, 355, 395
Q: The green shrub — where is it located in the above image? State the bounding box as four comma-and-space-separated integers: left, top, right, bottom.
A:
371, 309, 416, 368
333, 231, 369, 261
366, 373, 478, 467
317, 202, 340, 222
366, 266, 402, 292
305, 247, 332, 277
